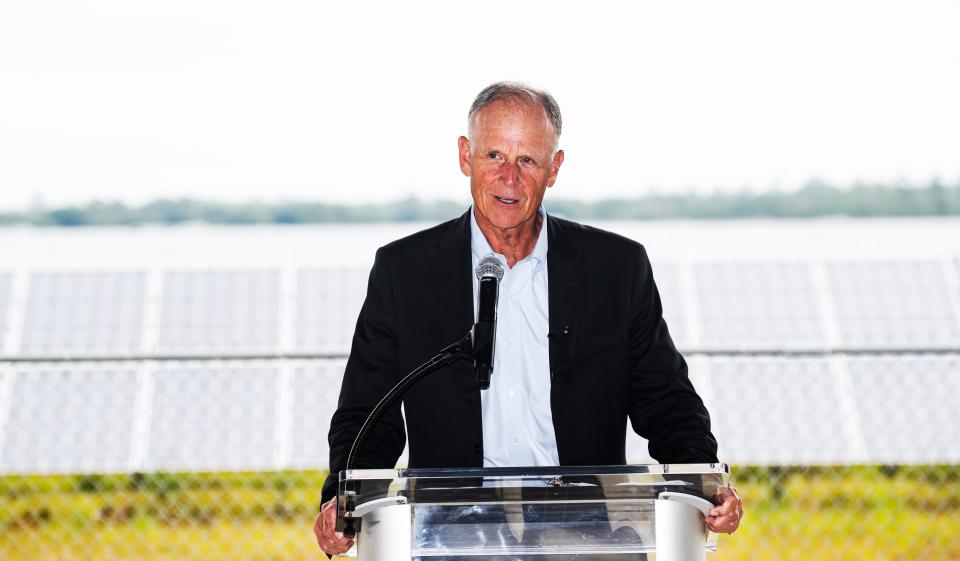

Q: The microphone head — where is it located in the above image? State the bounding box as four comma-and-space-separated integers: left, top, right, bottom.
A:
476, 255, 505, 281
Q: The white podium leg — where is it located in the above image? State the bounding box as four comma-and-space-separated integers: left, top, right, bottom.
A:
655, 492, 713, 561
357, 503, 411, 561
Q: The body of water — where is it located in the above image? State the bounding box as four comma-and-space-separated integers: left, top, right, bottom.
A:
2, 217, 959, 270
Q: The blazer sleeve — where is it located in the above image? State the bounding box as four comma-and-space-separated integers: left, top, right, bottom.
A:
626, 245, 719, 464
321, 247, 407, 506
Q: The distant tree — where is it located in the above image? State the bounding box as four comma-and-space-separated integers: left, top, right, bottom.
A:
1, 180, 958, 226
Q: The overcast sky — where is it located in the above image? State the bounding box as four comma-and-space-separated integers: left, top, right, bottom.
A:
1, 0, 958, 210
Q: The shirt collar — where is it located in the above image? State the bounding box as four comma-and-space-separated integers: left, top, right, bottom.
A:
470, 206, 549, 272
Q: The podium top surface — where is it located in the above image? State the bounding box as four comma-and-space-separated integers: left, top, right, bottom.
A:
344, 462, 728, 480
340, 463, 730, 507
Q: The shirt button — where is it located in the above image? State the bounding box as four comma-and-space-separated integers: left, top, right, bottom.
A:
508, 388, 515, 398
506, 341, 513, 348
474, 444, 482, 455
512, 436, 519, 445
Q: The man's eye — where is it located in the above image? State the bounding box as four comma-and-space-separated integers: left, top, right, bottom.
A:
520, 157, 535, 165
487, 151, 500, 159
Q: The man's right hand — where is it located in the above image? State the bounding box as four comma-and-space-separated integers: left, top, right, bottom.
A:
314, 498, 354, 556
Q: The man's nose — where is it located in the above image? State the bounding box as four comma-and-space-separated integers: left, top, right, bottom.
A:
499, 161, 520, 186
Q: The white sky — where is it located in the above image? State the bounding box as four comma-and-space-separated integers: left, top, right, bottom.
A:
1, 0, 958, 210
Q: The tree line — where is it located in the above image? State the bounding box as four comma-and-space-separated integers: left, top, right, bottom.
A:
2, 180, 958, 226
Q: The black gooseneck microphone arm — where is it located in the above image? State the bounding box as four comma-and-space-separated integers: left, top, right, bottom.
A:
337, 328, 475, 536
338, 257, 503, 537
344, 331, 473, 474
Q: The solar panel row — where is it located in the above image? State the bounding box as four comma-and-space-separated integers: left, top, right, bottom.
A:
0, 260, 958, 356
668, 260, 960, 349
0, 269, 370, 356
160, 271, 281, 352
1, 356, 957, 475
1, 259, 958, 474
0, 360, 345, 474
21, 272, 145, 353
0, 274, 10, 348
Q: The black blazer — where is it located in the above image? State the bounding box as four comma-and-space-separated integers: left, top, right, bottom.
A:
321, 211, 717, 504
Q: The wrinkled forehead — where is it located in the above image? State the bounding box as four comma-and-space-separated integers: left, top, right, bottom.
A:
469, 98, 558, 148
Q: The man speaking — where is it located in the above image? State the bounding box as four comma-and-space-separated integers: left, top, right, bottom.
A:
315, 82, 743, 555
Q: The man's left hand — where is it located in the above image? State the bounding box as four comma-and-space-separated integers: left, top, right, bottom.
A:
705, 485, 743, 534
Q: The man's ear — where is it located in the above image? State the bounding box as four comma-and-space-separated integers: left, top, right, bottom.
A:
458, 136, 472, 177
546, 149, 564, 188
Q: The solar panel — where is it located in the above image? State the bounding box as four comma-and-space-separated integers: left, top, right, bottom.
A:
19, 272, 145, 354
650, 264, 690, 349
827, 261, 960, 348
0, 365, 138, 474
296, 269, 367, 352
706, 357, 850, 464
847, 355, 960, 464
158, 270, 280, 353
1, 255, 958, 474
621, 361, 717, 466
0, 273, 10, 350
289, 360, 348, 467
695, 262, 826, 349
146, 363, 277, 471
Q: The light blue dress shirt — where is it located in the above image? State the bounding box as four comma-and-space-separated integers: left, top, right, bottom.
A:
470, 207, 560, 468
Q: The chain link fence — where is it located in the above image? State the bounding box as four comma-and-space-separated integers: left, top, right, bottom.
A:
4, 464, 956, 561
1, 353, 957, 561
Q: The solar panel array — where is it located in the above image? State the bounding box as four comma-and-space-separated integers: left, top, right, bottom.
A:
0, 273, 10, 347
296, 269, 368, 352
290, 362, 350, 468
658, 259, 960, 351
1, 365, 139, 473
0, 258, 958, 475
159, 271, 281, 353
148, 363, 278, 470
826, 261, 960, 348
694, 263, 827, 350
630, 353, 960, 466
20, 272, 145, 354
847, 355, 960, 464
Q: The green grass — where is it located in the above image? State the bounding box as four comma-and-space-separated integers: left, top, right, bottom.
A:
1, 471, 329, 561
717, 466, 960, 561
1, 466, 958, 561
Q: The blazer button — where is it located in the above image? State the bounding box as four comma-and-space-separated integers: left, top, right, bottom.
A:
474, 444, 482, 455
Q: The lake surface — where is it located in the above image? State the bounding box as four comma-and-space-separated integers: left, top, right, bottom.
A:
2, 217, 960, 270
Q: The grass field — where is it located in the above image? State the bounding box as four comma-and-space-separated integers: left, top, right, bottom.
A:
2, 466, 958, 561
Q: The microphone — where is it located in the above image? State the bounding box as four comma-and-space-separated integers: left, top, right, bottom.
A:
473, 255, 504, 390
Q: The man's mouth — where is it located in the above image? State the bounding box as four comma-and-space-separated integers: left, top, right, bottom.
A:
494, 195, 518, 205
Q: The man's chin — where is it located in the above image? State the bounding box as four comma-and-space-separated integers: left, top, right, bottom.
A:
477, 208, 537, 232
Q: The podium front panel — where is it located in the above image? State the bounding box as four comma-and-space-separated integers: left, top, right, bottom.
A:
339, 464, 730, 557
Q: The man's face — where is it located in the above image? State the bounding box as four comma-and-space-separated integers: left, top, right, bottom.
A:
458, 100, 564, 232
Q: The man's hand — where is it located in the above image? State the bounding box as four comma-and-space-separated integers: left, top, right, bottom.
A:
314, 498, 354, 556
705, 484, 744, 535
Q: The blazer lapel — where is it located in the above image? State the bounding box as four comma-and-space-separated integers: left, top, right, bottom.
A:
438, 210, 483, 464
547, 215, 583, 377
437, 210, 474, 340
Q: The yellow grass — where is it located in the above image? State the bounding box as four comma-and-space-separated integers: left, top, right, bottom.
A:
1, 467, 958, 561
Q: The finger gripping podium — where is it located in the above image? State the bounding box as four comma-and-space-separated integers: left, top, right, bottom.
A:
337, 463, 729, 560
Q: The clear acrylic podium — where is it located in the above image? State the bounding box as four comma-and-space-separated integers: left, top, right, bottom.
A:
337, 463, 730, 560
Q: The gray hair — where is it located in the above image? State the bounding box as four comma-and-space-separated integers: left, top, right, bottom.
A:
468, 81, 562, 139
